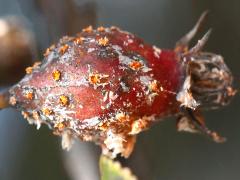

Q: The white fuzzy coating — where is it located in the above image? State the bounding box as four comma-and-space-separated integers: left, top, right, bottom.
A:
176, 76, 199, 109
153, 45, 162, 58
62, 131, 74, 151
103, 130, 126, 158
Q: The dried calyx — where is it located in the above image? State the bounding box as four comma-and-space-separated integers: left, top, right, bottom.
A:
186, 52, 236, 109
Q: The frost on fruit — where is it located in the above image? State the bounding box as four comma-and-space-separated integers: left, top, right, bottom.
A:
3, 19, 236, 159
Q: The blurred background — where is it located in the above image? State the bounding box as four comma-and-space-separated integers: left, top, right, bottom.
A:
0, 0, 240, 180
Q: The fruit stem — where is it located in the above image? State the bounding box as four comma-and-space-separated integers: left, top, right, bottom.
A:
0, 90, 10, 110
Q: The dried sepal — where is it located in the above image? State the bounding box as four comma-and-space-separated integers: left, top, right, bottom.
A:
176, 76, 199, 109
176, 115, 198, 133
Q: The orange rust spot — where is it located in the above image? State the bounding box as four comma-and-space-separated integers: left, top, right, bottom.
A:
25, 66, 33, 74
98, 37, 109, 46
9, 96, 17, 106
129, 60, 143, 70
88, 73, 109, 85
82, 25, 93, 33
42, 108, 53, 116
149, 80, 163, 92
97, 26, 105, 32
89, 74, 101, 84
52, 70, 61, 81
59, 44, 69, 55
74, 37, 84, 45
25, 91, 34, 100
57, 123, 65, 130
44, 44, 55, 56
98, 123, 108, 131
149, 81, 158, 92
55, 122, 67, 131
59, 95, 69, 106
25, 61, 41, 74
33, 61, 41, 68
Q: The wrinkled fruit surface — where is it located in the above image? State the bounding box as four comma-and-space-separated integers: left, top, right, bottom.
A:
9, 26, 183, 158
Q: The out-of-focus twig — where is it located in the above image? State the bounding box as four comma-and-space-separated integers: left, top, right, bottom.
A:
0, 16, 35, 86
0, 90, 10, 110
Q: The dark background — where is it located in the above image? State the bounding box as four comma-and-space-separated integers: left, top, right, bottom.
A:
0, 0, 240, 180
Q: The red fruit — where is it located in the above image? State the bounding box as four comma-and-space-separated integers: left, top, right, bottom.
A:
7, 14, 236, 158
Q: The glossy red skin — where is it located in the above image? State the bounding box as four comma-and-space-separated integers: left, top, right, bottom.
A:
9, 27, 184, 157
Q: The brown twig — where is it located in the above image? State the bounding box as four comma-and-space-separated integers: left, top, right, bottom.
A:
0, 90, 10, 110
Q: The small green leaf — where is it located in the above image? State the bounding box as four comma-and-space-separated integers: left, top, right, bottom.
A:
99, 155, 137, 180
